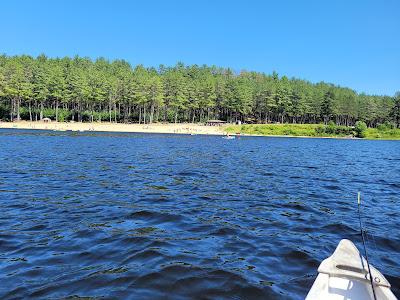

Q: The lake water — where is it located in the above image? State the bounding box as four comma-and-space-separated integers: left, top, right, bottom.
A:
0, 129, 399, 299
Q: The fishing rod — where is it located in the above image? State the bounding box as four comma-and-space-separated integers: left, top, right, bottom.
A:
357, 192, 377, 300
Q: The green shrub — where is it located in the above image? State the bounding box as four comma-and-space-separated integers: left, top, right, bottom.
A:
315, 126, 325, 135
42, 108, 56, 119
315, 124, 353, 136
94, 111, 111, 121
327, 120, 335, 127
377, 123, 387, 131
57, 109, 72, 122
355, 121, 367, 138
378, 121, 396, 130
19, 107, 31, 120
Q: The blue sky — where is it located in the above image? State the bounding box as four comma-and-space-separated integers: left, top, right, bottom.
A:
1, 0, 399, 95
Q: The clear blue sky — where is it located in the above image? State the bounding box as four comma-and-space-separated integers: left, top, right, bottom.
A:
1, 0, 399, 95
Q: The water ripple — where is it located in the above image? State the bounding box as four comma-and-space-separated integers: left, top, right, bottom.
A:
0, 129, 399, 299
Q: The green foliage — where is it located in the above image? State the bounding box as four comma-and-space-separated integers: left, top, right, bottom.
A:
364, 127, 400, 139
321, 89, 335, 123
315, 124, 353, 136
18, 106, 31, 120
377, 121, 396, 131
354, 121, 367, 138
42, 108, 56, 119
391, 92, 400, 127
57, 109, 72, 122
227, 123, 400, 139
226, 124, 321, 137
228, 123, 354, 137
0, 54, 398, 127
94, 111, 113, 122
0, 104, 9, 120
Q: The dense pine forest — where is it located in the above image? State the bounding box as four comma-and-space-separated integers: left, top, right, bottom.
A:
0, 54, 399, 127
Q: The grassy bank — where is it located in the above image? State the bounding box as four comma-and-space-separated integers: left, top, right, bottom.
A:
364, 128, 400, 140
225, 124, 400, 140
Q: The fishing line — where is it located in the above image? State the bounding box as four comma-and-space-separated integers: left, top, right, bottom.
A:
364, 229, 380, 272
357, 192, 377, 300
365, 215, 384, 280
370, 231, 381, 268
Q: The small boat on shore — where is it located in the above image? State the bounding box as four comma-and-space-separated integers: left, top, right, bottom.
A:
306, 239, 397, 300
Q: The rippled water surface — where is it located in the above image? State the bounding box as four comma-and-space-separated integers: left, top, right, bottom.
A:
0, 129, 399, 299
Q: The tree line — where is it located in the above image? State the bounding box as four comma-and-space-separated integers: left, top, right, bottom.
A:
0, 54, 399, 127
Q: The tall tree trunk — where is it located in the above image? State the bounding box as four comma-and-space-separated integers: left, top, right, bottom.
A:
114, 103, 117, 123
17, 98, 21, 121
90, 104, 94, 123
56, 100, 59, 122
34, 101, 37, 121
155, 107, 160, 122
77, 101, 81, 122
109, 102, 112, 122
29, 101, 32, 121
40, 102, 44, 120
124, 105, 128, 123
143, 103, 146, 124
163, 106, 167, 122
150, 103, 155, 123
10, 99, 14, 121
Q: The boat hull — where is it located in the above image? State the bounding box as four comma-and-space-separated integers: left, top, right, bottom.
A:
306, 239, 397, 300
306, 273, 397, 299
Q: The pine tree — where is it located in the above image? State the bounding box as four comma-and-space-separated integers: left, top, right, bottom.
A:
321, 89, 335, 124
392, 92, 400, 127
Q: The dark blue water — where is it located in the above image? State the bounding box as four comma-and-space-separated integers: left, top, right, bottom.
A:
0, 129, 399, 299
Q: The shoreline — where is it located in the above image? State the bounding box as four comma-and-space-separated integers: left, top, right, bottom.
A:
1, 121, 399, 140
234, 132, 399, 140
0, 121, 225, 136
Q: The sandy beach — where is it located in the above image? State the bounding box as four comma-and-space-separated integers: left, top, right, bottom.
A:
0, 121, 226, 135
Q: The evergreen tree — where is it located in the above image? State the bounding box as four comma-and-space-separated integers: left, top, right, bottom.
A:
321, 89, 335, 124
392, 92, 400, 127
0, 54, 396, 127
